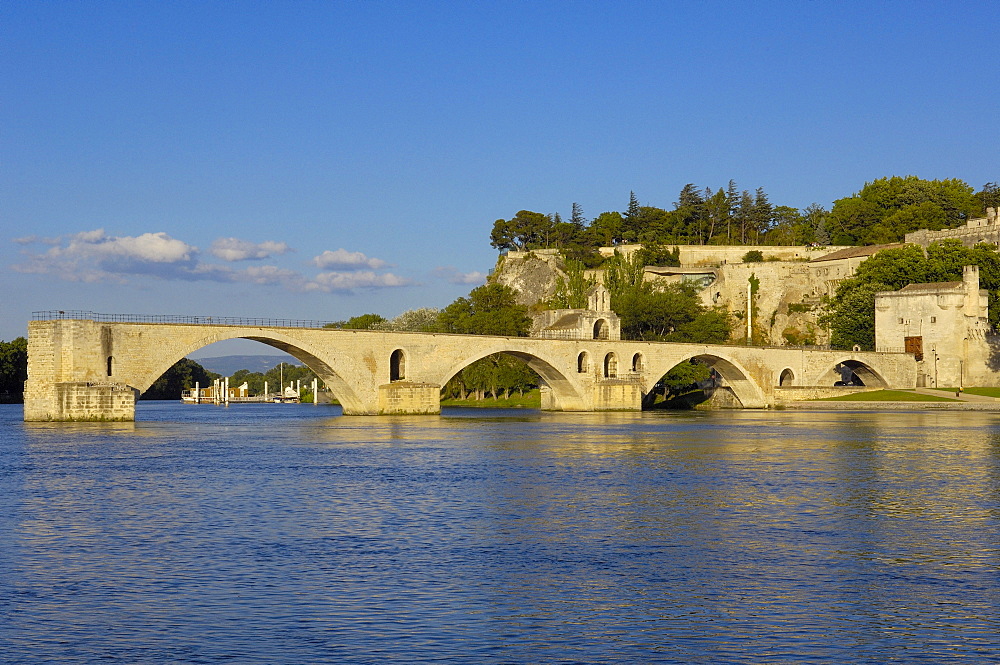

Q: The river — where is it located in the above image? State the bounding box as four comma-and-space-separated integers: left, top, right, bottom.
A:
2, 402, 999, 663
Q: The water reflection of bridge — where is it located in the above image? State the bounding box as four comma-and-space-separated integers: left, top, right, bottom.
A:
24, 312, 916, 421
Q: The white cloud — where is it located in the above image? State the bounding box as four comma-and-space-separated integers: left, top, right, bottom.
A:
211, 237, 292, 262
12, 229, 199, 282
434, 266, 488, 285
312, 248, 389, 271
306, 271, 412, 293
12, 228, 412, 295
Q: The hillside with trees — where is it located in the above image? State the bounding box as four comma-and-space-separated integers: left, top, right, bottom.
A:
489, 177, 997, 257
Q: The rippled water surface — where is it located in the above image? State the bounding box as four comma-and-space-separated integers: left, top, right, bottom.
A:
2, 402, 999, 663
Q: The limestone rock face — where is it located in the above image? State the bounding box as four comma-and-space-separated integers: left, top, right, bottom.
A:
492, 250, 567, 306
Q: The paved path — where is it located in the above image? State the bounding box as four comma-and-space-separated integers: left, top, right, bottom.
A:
911, 388, 1000, 403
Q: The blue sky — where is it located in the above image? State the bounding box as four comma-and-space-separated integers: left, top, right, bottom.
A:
2, 1, 997, 350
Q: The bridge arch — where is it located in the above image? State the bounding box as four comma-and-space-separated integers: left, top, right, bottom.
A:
645, 351, 768, 409
815, 358, 888, 387
131, 328, 367, 413
434, 343, 587, 411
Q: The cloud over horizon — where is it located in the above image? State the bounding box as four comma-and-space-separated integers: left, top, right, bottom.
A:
12, 230, 411, 294
313, 248, 389, 271
210, 237, 292, 262
434, 266, 487, 285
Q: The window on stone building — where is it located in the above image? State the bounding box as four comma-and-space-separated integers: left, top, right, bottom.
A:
930, 316, 936, 323
106, 356, 113, 377
577, 352, 589, 373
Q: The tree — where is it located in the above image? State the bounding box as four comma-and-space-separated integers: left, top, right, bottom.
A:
0, 337, 28, 402
386, 308, 440, 332
325, 313, 388, 330
828, 176, 979, 244
437, 283, 531, 336
977, 182, 1000, 214
142, 358, 218, 400
570, 202, 586, 229
589, 211, 626, 247
549, 257, 596, 309
490, 210, 552, 251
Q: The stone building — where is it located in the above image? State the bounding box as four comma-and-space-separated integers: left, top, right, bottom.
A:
905, 208, 1000, 248
875, 265, 995, 387
531, 283, 621, 341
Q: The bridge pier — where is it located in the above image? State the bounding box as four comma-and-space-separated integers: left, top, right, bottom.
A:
376, 382, 441, 415
591, 378, 644, 411
24, 381, 137, 421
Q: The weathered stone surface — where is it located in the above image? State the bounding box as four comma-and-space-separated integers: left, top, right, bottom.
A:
24, 319, 917, 421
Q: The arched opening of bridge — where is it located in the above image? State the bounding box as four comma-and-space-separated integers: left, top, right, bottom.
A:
644, 354, 767, 410
390, 349, 406, 381
440, 352, 542, 404
594, 319, 609, 340
137, 337, 351, 410
821, 359, 887, 388
779, 368, 795, 386
438, 348, 586, 411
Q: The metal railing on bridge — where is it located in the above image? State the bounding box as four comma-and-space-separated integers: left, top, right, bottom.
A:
32, 310, 337, 329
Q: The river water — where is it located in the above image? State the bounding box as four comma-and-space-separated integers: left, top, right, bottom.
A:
1, 402, 999, 664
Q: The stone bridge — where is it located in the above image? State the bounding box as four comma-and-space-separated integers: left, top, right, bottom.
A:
23, 315, 917, 421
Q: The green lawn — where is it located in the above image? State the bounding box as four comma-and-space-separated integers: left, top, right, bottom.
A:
818, 389, 959, 402
929, 387, 1000, 398
441, 389, 541, 408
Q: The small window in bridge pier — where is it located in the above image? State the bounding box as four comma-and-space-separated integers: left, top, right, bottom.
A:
390, 349, 406, 381
632, 353, 643, 372
578, 351, 589, 373
106, 356, 113, 377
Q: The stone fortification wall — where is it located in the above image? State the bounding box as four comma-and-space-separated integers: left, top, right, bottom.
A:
598, 244, 849, 266
906, 208, 999, 248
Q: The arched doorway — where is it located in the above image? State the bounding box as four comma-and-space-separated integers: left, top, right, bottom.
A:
390, 349, 406, 381
578, 351, 590, 373
594, 319, 609, 340
632, 353, 644, 372
779, 368, 794, 386
604, 352, 618, 378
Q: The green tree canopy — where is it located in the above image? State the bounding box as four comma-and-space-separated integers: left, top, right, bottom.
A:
325, 313, 388, 330
828, 176, 979, 245
0, 337, 28, 402
437, 283, 531, 336
142, 358, 219, 400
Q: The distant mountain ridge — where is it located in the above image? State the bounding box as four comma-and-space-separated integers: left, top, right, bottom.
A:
189, 355, 303, 376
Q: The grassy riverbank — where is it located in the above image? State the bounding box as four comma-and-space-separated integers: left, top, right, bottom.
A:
817, 389, 959, 402
440, 389, 541, 408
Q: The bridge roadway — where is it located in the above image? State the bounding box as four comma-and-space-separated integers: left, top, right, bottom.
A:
23, 317, 917, 421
